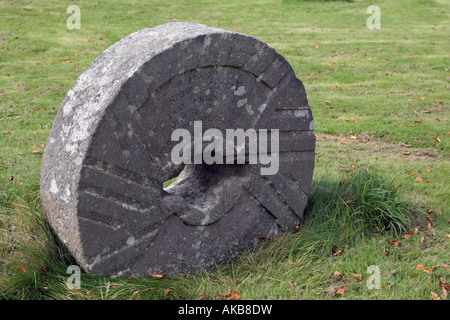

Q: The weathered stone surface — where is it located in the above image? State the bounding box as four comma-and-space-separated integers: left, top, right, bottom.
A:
40, 22, 315, 277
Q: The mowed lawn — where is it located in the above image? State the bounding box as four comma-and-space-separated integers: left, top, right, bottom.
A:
0, 0, 448, 300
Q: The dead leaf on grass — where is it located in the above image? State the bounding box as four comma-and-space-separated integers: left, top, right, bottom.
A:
439, 280, 449, 298
332, 249, 344, 257
225, 290, 241, 300
431, 291, 441, 300
387, 239, 401, 247
148, 273, 167, 279
14, 266, 26, 273
334, 288, 345, 296
352, 273, 363, 281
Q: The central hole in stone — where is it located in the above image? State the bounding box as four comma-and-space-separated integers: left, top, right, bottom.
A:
162, 174, 181, 189
162, 162, 250, 211
162, 144, 220, 190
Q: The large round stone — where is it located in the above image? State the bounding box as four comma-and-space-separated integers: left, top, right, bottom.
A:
40, 22, 315, 277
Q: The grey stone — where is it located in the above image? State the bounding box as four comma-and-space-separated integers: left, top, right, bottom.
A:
40, 22, 315, 277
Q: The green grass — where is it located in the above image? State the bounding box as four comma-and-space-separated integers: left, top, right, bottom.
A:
1, 0, 449, 300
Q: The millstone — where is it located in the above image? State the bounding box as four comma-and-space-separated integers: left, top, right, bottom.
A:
40, 22, 316, 277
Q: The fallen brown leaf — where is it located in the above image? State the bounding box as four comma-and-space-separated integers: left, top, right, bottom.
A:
427, 223, 435, 235
387, 239, 401, 247
289, 282, 295, 290
439, 280, 449, 298
332, 249, 344, 256
225, 290, 240, 300
352, 273, 363, 281
148, 273, 167, 279
14, 265, 26, 273
402, 233, 413, 239
433, 264, 449, 271
416, 264, 425, 270
417, 264, 432, 275
334, 288, 345, 296
431, 291, 441, 300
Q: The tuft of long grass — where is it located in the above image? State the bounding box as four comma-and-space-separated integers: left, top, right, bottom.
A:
303, 165, 417, 249
0, 188, 71, 299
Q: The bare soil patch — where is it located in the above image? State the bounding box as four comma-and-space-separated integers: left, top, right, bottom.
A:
316, 133, 442, 164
